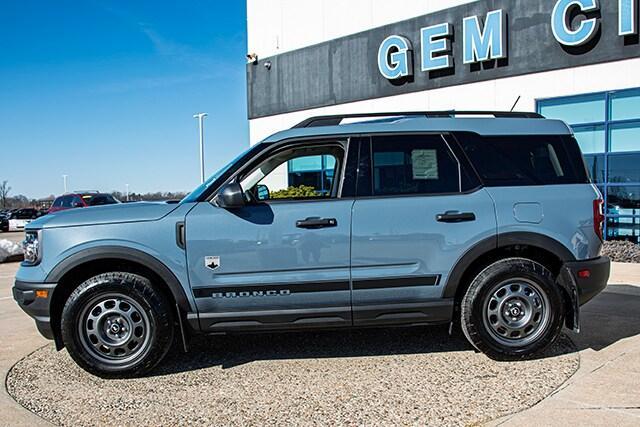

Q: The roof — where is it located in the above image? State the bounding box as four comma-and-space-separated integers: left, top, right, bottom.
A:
261, 114, 572, 143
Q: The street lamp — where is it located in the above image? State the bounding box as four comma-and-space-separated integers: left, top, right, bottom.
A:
125, 184, 130, 202
62, 175, 68, 193
193, 112, 208, 184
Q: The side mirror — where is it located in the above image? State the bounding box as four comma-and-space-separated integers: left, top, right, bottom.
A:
256, 184, 270, 201
216, 182, 245, 209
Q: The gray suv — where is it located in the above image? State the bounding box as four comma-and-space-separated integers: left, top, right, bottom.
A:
14, 111, 610, 377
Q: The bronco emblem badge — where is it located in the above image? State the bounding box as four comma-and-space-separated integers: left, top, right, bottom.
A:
205, 256, 220, 271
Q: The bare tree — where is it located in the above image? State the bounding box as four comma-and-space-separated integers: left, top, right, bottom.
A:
0, 180, 10, 208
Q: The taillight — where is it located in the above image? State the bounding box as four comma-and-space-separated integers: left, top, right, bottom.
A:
593, 199, 604, 241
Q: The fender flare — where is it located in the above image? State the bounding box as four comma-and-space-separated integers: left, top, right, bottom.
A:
46, 246, 193, 312
442, 232, 576, 299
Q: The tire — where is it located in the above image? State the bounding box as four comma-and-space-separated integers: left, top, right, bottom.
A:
61, 272, 174, 378
460, 257, 565, 360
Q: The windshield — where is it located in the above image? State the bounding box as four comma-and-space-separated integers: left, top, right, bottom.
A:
181, 145, 260, 203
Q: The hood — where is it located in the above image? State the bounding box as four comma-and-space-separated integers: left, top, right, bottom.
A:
28, 202, 180, 229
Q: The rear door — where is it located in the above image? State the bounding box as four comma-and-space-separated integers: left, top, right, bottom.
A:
350, 134, 497, 326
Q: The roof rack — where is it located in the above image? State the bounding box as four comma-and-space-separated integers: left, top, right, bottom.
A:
292, 111, 545, 128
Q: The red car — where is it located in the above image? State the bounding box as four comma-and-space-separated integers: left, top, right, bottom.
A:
48, 192, 120, 213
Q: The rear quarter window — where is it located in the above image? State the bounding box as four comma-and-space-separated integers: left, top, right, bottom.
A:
455, 132, 589, 186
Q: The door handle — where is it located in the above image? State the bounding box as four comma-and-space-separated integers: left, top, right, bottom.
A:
436, 211, 476, 223
296, 217, 338, 229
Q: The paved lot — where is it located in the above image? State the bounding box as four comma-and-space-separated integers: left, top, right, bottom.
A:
0, 261, 50, 426
1, 260, 639, 426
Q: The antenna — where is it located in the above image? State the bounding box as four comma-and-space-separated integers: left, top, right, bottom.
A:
510, 95, 522, 112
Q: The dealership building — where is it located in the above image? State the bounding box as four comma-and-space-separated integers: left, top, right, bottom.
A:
246, 0, 640, 242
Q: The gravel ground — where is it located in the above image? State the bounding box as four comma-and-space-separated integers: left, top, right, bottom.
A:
602, 240, 640, 263
7, 327, 579, 426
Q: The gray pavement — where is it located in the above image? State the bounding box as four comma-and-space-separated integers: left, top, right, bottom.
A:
0, 260, 639, 426
0, 261, 50, 426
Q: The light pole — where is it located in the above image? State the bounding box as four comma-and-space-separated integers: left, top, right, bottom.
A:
62, 175, 68, 193
125, 184, 130, 202
193, 112, 208, 184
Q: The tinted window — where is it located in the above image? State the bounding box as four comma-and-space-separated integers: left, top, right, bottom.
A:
457, 133, 588, 186
370, 135, 460, 196
86, 194, 118, 206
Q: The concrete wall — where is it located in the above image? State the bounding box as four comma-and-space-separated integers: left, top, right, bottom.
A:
248, 57, 640, 144
247, 0, 475, 58
246, 0, 640, 146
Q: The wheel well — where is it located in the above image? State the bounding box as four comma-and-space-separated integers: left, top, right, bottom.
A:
453, 244, 564, 306
50, 258, 178, 349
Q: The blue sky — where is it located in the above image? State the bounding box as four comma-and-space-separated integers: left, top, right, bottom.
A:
0, 0, 249, 199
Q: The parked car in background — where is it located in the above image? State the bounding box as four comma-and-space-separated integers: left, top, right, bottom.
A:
0, 211, 10, 232
7, 208, 41, 232
48, 192, 119, 213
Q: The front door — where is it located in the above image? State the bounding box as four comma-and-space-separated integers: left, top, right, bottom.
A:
186, 140, 355, 332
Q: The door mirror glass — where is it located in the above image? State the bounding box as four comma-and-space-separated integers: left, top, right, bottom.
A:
256, 184, 270, 201
216, 182, 245, 209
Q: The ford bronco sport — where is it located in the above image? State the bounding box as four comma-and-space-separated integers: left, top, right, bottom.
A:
14, 111, 610, 378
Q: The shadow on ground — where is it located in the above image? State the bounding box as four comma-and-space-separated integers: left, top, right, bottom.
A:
151, 283, 640, 377
569, 284, 640, 352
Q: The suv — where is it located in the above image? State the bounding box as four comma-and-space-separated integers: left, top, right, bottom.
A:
13, 112, 610, 378
48, 192, 119, 213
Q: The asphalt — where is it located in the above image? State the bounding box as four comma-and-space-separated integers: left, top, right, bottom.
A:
0, 253, 639, 426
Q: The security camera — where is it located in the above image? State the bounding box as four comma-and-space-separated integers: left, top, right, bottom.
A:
246, 53, 258, 64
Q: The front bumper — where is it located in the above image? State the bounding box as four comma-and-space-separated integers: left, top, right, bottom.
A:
12, 280, 57, 340
556, 255, 610, 332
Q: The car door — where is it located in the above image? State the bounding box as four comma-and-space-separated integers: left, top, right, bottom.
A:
350, 134, 496, 326
185, 139, 356, 332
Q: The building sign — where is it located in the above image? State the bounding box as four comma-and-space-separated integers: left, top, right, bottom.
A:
378, 0, 638, 80
248, 0, 640, 118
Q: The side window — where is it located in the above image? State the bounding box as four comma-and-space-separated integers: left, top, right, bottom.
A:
60, 196, 73, 208
370, 135, 461, 196
71, 196, 84, 207
456, 132, 589, 186
240, 144, 344, 202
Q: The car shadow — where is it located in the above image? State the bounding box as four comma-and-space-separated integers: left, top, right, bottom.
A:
568, 284, 640, 352
148, 284, 640, 377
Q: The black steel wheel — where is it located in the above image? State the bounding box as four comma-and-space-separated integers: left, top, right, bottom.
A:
460, 258, 565, 360
61, 272, 174, 378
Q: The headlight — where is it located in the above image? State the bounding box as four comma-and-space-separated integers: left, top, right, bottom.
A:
22, 230, 41, 265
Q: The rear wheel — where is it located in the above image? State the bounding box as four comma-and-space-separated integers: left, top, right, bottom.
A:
61, 272, 174, 378
460, 258, 565, 360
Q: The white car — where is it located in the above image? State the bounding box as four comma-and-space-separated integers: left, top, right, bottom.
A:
7, 208, 40, 232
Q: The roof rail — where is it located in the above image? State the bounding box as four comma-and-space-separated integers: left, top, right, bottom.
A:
291, 111, 545, 128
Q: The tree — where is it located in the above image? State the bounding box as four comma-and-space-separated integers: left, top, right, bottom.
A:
0, 180, 10, 208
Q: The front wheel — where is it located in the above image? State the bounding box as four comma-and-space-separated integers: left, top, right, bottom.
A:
61, 272, 174, 378
460, 258, 565, 360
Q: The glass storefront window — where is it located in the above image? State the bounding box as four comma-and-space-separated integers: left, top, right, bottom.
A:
610, 90, 640, 121
583, 154, 605, 183
607, 186, 640, 214
607, 217, 640, 243
608, 153, 640, 183
573, 126, 605, 153
609, 122, 640, 152
289, 155, 323, 172
539, 94, 605, 125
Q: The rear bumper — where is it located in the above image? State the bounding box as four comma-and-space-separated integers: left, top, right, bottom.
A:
565, 256, 610, 306
556, 256, 610, 332
12, 280, 57, 340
